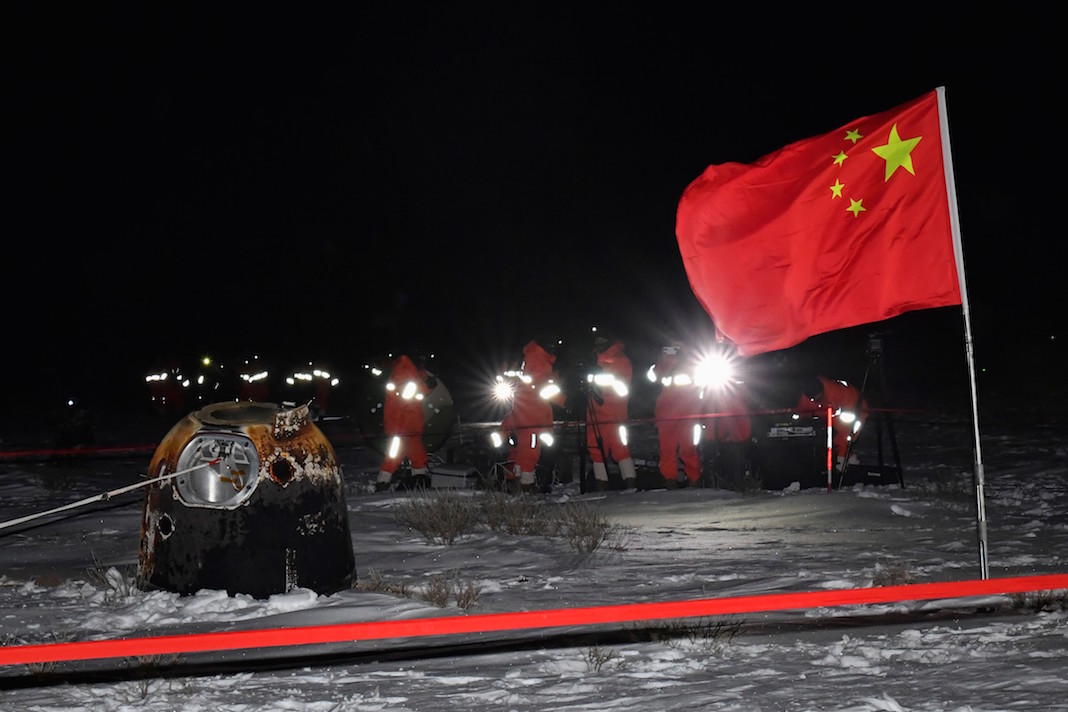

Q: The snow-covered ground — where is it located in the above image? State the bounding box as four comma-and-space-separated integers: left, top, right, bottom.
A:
1, 404, 1066, 711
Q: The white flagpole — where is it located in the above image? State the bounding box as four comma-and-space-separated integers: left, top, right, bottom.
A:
936, 86, 989, 579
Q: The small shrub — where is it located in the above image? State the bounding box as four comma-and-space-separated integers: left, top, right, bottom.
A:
421, 573, 483, 609
1011, 589, 1068, 612
394, 489, 481, 545
351, 568, 412, 598
85, 552, 141, 605
656, 617, 743, 650
582, 645, 625, 672
422, 574, 451, 607
481, 491, 557, 536
19, 630, 74, 676
872, 560, 918, 587
454, 577, 482, 611
559, 500, 617, 555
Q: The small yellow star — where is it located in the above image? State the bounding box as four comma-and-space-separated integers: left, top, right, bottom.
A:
830, 179, 844, 198
833, 151, 848, 167
847, 198, 866, 217
845, 129, 863, 144
871, 123, 922, 181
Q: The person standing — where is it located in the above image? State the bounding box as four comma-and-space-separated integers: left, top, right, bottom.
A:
648, 345, 703, 488
376, 353, 434, 492
492, 340, 564, 493
586, 337, 637, 490
698, 371, 753, 487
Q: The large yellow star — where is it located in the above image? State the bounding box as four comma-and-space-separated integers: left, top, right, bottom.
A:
871, 123, 922, 181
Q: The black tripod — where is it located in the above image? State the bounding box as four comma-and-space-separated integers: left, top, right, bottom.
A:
840, 333, 904, 488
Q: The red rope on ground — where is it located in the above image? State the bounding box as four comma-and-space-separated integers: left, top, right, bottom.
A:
2, 573, 1065, 667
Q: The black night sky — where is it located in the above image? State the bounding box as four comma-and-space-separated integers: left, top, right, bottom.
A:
6, 6, 1064, 426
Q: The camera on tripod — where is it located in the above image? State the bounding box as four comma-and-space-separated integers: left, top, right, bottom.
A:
867, 332, 886, 362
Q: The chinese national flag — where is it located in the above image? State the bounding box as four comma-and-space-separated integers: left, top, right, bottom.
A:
675, 88, 962, 356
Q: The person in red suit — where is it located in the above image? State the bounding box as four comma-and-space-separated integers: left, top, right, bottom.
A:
376, 354, 433, 491
797, 375, 869, 471
649, 345, 703, 487
493, 340, 565, 493
699, 371, 753, 487
586, 338, 637, 490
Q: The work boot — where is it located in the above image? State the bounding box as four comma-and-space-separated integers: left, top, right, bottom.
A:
594, 479, 609, 492
520, 483, 535, 495
618, 458, 637, 491
660, 476, 679, 490
375, 470, 393, 493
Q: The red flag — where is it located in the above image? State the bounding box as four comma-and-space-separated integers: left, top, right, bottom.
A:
675, 88, 962, 356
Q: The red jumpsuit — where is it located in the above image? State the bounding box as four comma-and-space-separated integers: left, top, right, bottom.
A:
586, 340, 633, 467
652, 350, 704, 483
703, 386, 752, 444
498, 341, 563, 483
378, 354, 431, 480
797, 376, 868, 464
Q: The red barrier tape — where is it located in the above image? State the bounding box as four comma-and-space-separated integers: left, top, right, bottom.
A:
2, 573, 1066, 667
0, 444, 157, 462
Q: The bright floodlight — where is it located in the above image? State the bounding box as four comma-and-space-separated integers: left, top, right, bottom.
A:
694, 352, 733, 389
494, 379, 515, 402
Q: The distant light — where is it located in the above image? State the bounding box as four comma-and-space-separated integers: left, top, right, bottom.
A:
539, 383, 560, 401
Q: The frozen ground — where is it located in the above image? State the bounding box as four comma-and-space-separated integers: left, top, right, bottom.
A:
0, 404, 1066, 711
